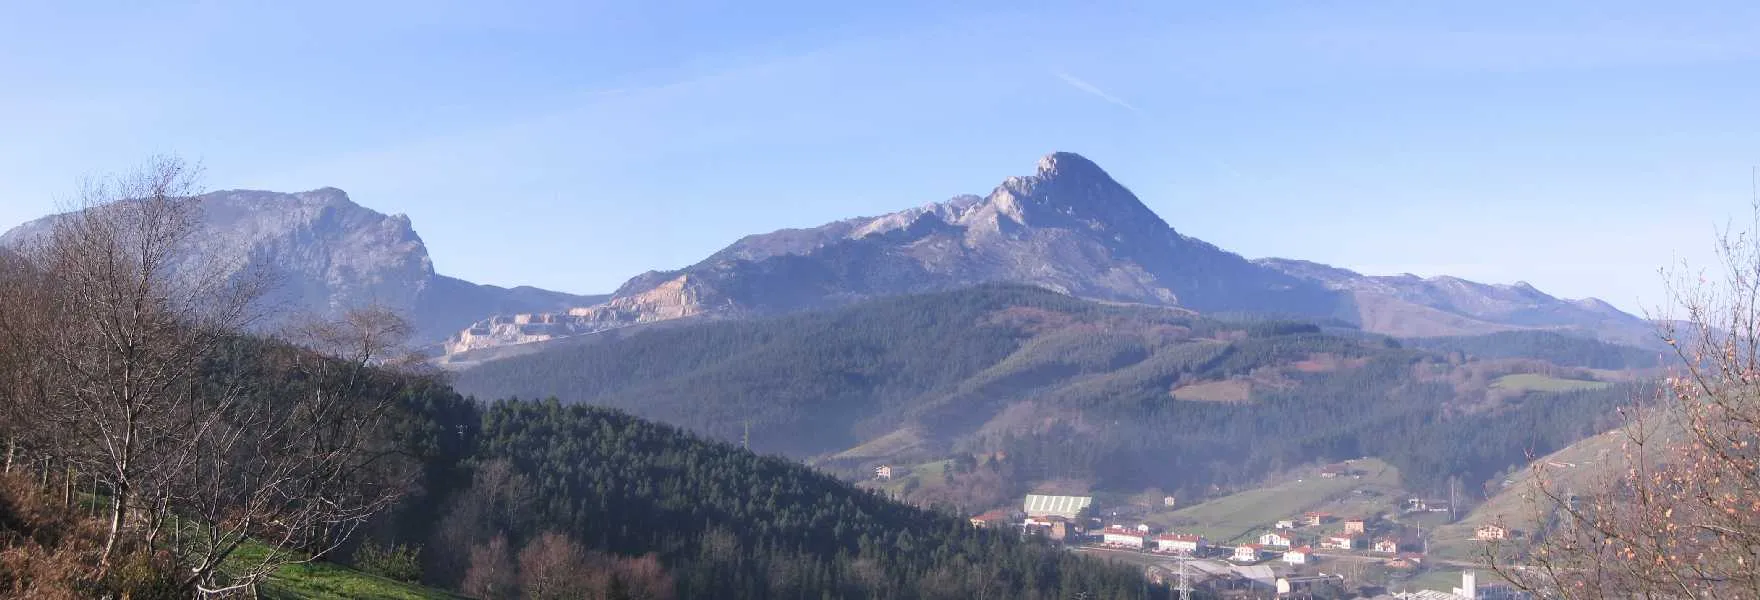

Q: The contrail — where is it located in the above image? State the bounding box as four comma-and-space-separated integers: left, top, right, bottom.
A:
1052, 71, 1139, 113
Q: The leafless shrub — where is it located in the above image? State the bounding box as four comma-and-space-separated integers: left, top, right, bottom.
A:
1491, 201, 1760, 598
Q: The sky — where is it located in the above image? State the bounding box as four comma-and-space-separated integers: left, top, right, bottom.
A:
3, 1, 1759, 316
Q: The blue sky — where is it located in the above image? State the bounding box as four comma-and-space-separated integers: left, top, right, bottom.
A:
4, 1, 1759, 315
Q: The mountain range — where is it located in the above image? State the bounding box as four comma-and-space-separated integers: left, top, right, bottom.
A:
0, 152, 1655, 355
442, 152, 1655, 356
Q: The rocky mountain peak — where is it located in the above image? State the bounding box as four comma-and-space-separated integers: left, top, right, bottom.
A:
2, 188, 596, 345
974, 151, 1171, 247
1034, 151, 1106, 179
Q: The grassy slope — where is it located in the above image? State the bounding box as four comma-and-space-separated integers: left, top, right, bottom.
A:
261, 562, 464, 600
1491, 373, 1610, 393
1427, 413, 1681, 561
1142, 459, 1404, 543
220, 543, 463, 600
866, 459, 954, 497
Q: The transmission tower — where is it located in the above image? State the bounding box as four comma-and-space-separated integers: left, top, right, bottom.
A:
1176, 553, 1191, 600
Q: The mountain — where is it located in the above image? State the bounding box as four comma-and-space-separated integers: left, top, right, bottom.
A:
1256, 258, 1659, 347
0, 188, 602, 344
452, 284, 1637, 505
446, 152, 1649, 355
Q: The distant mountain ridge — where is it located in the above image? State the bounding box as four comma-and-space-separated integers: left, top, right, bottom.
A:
0, 188, 601, 344
447, 152, 1653, 354
1254, 258, 1656, 346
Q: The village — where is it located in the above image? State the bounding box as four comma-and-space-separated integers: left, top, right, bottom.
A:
949, 461, 1527, 599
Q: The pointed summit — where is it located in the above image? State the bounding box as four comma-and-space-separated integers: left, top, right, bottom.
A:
986, 151, 1171, 241
1035, 151, 1108, 179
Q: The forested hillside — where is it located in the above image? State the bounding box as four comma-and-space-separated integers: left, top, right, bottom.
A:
368, 393, 1155, 599
0, 182, 1151, 599
1406, 329, 1663, 369
453, 285, 1644, 506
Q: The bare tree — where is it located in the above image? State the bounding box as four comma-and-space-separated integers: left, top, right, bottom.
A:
434, 459, 539, 580
1491, 201, 1760, 597
462, 534, 519, 600
0, 156, 421, 594
169, 305, 425, 594
3, 157, 261, 572
518, 531, 598, 600
0, 248, 53, 476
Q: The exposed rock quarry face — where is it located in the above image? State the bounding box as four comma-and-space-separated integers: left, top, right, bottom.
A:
0, 188, 595, 345
447, 273, 722, 354
443, 151, 1655, 355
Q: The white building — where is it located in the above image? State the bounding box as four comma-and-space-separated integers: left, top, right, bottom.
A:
1376, 571, 1531, 600
1233, 544, 1264, 562
1258, 531, 1293, 547
1283, 546, 1311, 565
1101, 526, 1145, 548
1156, 534, 1204, 554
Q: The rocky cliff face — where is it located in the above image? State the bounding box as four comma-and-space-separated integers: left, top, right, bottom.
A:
445, 152, 1653, 355
0, 188, 596, 345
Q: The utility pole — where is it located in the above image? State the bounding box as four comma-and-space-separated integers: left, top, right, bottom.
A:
1449, 479, 1459, 522
742, 420, 750, 450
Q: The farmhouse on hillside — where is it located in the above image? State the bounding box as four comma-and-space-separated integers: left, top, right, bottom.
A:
1476, 524, 1509, 541
1321, 534, 1357, 550
1233, 544, 1264, 563
1283, 546, 1312, 565
1258, 531, 1293, 547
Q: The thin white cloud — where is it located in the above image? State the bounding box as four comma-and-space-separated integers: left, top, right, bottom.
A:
1052, 71, 1138, 113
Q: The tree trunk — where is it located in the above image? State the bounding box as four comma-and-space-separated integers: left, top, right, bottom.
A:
99, 482, 127, 572
3, 438, 13, 474
142, 495, 165, 549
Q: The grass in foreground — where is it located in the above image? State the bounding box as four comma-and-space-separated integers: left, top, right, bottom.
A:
219, 542, 462, 600
259, 560, 463, 600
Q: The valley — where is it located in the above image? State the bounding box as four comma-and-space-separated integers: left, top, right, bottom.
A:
0, 152, 1677, 598
6, 4, 1753, 597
